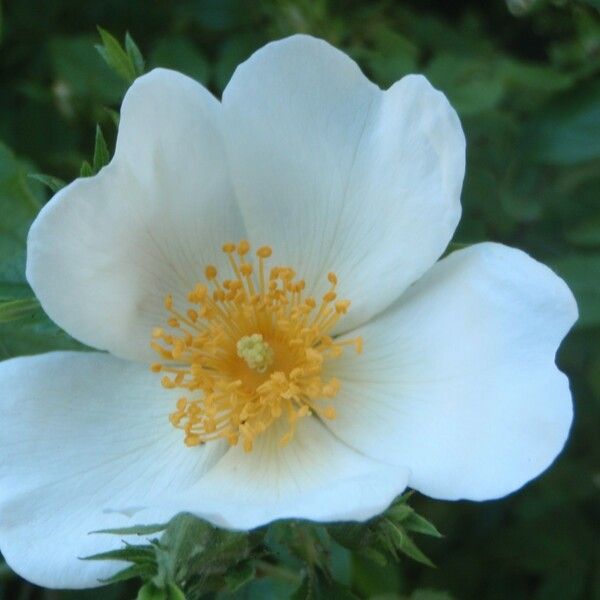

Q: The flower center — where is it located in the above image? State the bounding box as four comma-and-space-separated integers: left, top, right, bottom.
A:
150, 240, 362, 452
236, 333, 274, 373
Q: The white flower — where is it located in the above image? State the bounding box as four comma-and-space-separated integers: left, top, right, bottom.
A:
0, 35, 576, 589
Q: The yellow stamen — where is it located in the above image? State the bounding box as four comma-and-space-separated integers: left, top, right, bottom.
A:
151, 241, 362, 452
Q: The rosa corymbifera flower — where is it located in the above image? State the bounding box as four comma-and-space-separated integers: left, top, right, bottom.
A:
0, 35, 577, 588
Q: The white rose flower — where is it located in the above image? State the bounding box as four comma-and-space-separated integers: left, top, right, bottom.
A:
0, 35, 577, 589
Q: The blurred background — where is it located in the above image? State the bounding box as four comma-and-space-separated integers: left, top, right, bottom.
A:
0, 0, 598, 598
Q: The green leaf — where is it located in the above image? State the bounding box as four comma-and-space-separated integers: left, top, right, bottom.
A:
292, 571, 359, 600
125, 32, 145, 77
425, 54, 505, 115
96, 27, 137, 84
383, 503, 415, 523
80, 160, 94, 177
92, 522, 168, 536
49, 35, 125, 105
224, 560, 255, 593
82, 544, 156, 564
157, 513, 253, 583
328, 494, 437, 569
0, 142, 41, 284
364, 29, 419, 87
549, 255, 600, 327
499, 59, 574, 94
522, 80, 600, 165
382, 519, 435, 567
104, 106, 121, 127
214, 33, 262, 91
0, 297, 40, 323
402, 512, 443, 538
28, 173, 66, 193
324, 523, 370, 552
100, 563, 157, 585
0, 144, 77, 358
0, 313, 87, 358
93, 124, 110, 172
150, 38, 210, 84
565, 218, 600, 247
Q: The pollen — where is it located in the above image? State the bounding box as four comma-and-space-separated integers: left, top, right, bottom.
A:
151, 241, 362, 452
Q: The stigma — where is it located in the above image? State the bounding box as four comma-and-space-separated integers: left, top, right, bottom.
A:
237, 334, 274, 373
150, 240, 362, 452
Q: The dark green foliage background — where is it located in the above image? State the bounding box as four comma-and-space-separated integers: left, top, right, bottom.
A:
0, 0, 599, 598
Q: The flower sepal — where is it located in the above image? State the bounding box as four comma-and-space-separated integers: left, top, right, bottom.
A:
328, 492, 441, 568
81, 495, 440, 598
83, 513, 264, 598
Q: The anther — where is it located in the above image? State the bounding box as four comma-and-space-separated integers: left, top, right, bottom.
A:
257, 246, 272, 258
237, 240, 250, 256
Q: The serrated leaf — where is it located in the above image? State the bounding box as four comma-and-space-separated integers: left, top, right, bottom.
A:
93, 124, 110, 172
0, 297, 40, 323
360, 547, 388, 567
396, 490, 415, 504
385, 503, 415, 523
125, 32, 145, 77
28, 173, 66, 193
92, 522, 168, 536
99, 562, 156, 585
155, 512, 256, 591
382, 519, 435, 567
328, 523, 374, 551
82, 544, 156, 564
402, 513, 443, 538
97, 27, 136, 83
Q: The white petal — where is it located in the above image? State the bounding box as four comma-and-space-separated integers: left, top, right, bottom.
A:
222, 35, 465, 331
326, 243, 577, 500
177, 417, 409, 530
0, 351, 225, 588
27, 69, 244, 362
